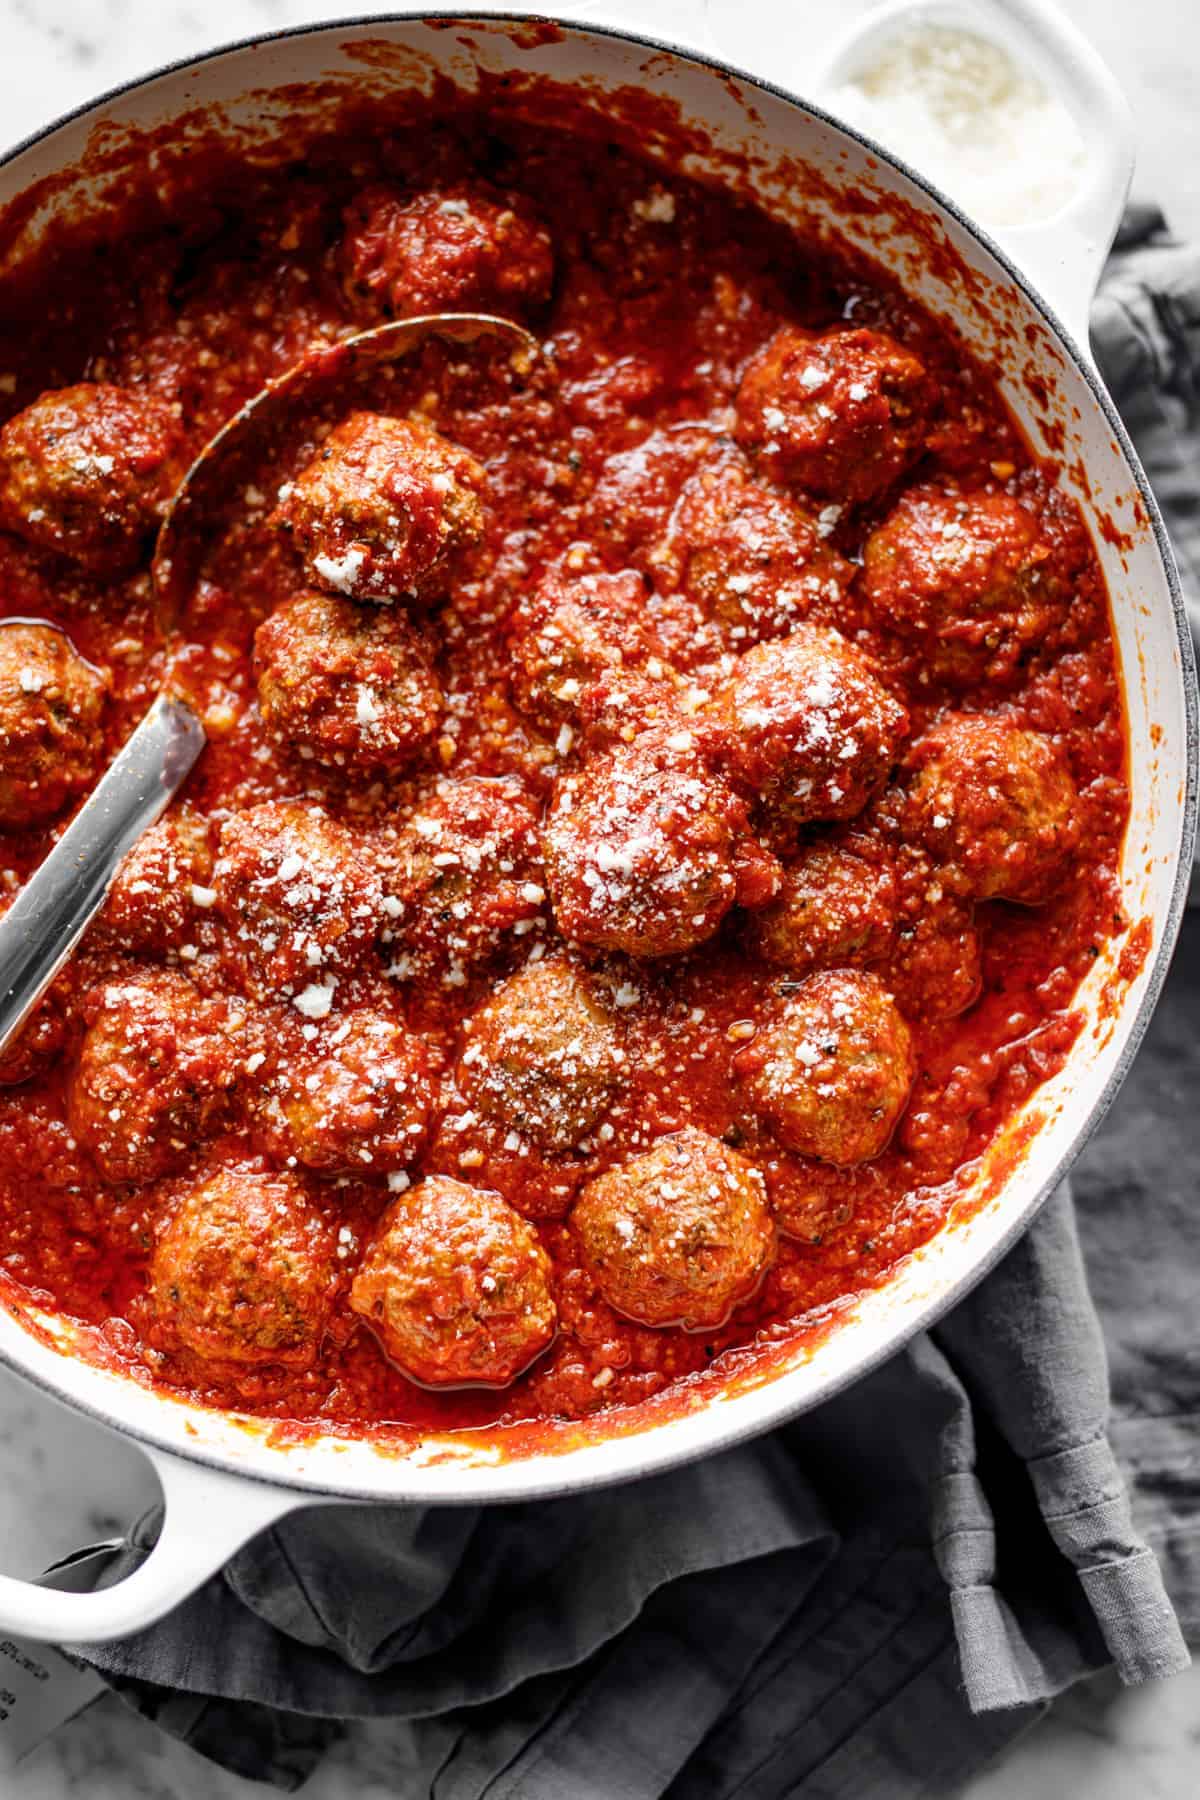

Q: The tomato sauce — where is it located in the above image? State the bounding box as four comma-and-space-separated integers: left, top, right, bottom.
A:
0, 100, 1128, 1439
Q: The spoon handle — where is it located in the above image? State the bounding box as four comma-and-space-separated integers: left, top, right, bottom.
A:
0, 694, 206, 1057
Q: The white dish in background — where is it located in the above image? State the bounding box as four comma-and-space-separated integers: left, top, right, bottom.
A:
819, 17, 1088, 227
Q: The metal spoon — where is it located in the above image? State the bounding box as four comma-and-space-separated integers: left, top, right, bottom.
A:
0, 689, 205, 1055
0, 311, 539, 1058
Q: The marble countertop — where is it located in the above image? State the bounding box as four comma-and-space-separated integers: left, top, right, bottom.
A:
0, 0, 1198, 1794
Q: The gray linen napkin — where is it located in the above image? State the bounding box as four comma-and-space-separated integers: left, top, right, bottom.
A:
72, 205, 1198, 1794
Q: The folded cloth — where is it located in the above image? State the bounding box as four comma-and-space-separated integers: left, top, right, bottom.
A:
75, 206, 1198, 1794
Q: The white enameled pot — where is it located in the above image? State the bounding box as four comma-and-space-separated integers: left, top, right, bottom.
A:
0, 2, 1194, 1645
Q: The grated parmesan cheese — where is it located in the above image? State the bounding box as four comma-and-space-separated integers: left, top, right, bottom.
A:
312, 545, 367, 594
293, 979, 336, 1019
824, 25, 1086, 229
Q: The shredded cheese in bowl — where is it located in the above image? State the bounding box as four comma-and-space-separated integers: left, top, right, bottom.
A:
824, 24, 1087, 229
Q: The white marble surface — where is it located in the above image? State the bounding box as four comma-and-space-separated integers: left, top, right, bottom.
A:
1, 0, 1199, 1793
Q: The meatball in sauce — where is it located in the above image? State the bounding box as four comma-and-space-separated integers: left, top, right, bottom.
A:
255, 589, 442, 771
151, 1167, 340, 1369
350, 1175, 557, 1387
571, 1128, 775, 1330
341, 182, 554, 321
0, 382, 181, 572
457, 956, 623, 1152
543, 727, 777, 957
737, 971, 915, 1166
274, 412, 486, 607
734, 325, 931, 504
0, 622, 107, 826
707, 626, 909, 830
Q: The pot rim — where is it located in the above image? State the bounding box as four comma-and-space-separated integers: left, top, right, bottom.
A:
0, 8, 1194, 1506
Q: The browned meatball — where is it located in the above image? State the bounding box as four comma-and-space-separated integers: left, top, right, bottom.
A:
102, 808, 214, 957
575, 663, 693, 756
654, 453, 853, 646
274, 413, 486, 606
69, 974, 241, 1184
542, 728, 759, 958
254, 589, 442, 771
708, 626, 909, 827
457, 957, 622, 1151
734, 326, 931, 504
258, 1011, 435, 1174
748, 842, 896, 973
507, 566, 659, 730
214, 802, 383, 1004
384, 777, 546, 986
0, 622, 107, 826
341, 182, 554, 321
862, 485, 1060, 679
737, 970, 915, 1165
571, 1127, 775, 1329
583, 424, 715, 563
0, 988, 67, 1087
903, 714, 1080, 902
886, 887, 982, 1021
0, 383, 181, 572
150, 1167, 339, 1367
350, 1175, 557, 1387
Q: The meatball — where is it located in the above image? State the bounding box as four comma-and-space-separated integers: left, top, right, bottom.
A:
275, 413, 486, 606
0, 622, 107, 826
0, 382, 181, 572
259, 1011, 435, 1174
583, 424, 716, 563
903, 714, 1080, 902
384, 777, 545, 985
214, 802, 383, 1003
69, 974, 240, 1184
255, 589, 442, 770
341, 182, 554, 321
102, 808, 214, 957
350, 1175, 557, 1387
734, 326, 931, 504
576, 663, 692, 756
654, 453, 853, 646
0, 988, 67, 1087
748, 842, 896, 973
887, 887, 982, 1021
708, 626, 909, 827
571, 1127, 775, 1329
862, 485, 1059, 679
457, 957, 622, 1151
542, 728, 758, 958
737, 970, 915, 1165
507, 566, 660, 729
150, 1167, 339, 1367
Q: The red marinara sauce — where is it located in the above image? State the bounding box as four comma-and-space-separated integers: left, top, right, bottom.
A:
0, 106, 1128, 1439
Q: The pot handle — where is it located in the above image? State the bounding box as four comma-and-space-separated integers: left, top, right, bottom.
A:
801, 0, 1134, 340
0, 1444, 305, 1645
